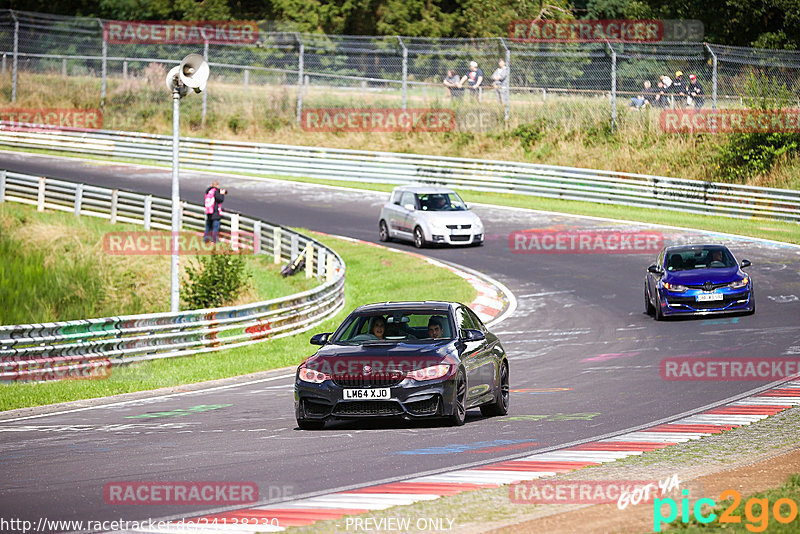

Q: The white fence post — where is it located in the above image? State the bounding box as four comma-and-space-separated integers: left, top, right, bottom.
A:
230, 212, 240, 251
305, 243, 313, 278
317, 247, 326, 278
273, 226, 282, 264
37, 177, 46, 211
326, 253, 335, 283
110, 189, 118, 224
0, 170, 6, 202
253, 220, 262, 254
143, 195, 152, 230
74, 183, 83, 215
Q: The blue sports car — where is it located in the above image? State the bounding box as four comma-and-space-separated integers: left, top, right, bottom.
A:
645, 244, 755, 320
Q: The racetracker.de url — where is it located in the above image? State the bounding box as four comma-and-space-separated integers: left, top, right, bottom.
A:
0, 517, 280, 533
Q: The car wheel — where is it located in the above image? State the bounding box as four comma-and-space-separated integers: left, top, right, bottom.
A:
297, 418, 325, 430
446, 370, 467, 426
746, 295, 756, 315
654, 292, 664, 321
379, 220, 391, 242
413, 226, 427, 249
480, 361, 509, 417
644, 285, 654, 315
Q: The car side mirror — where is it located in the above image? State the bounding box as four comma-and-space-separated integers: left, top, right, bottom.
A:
647, 264, 663, 275
740, 259, 751, 268
403, 203, 415, 211
462, 329, 485, 342
310, 333, 330, 346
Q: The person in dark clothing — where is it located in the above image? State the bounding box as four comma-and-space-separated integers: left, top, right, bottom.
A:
671, 71, 687, 105
204, 180, 226, 243
688, 74, 705, 108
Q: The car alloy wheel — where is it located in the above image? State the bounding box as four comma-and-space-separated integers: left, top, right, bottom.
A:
480, 361, 509, 417
413, 227, 426, 249
447, 370, 467, 426
379, 220, 390, 242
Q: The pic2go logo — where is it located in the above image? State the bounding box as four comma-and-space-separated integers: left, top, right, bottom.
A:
654, 489, 799, 532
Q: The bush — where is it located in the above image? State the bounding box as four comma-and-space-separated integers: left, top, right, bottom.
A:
182, 252, 251, 310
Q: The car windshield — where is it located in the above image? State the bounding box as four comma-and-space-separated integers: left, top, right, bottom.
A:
417, 193, 467, 212
665, 247, 736, 271
330, 311, 454, 344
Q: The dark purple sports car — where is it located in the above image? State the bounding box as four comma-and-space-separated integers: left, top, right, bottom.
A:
294, 301, 509, 430
645, 244, 755, 320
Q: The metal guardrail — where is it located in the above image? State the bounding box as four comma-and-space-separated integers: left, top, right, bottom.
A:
0, 126, 798, 223
0, 169, 346, 381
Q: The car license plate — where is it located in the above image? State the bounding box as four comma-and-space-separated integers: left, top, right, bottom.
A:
343, 388, 390, 400
696, 293, 724, 302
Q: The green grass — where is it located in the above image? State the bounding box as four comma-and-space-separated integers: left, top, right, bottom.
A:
0, 202, 318, 324
0, 233, 476, 411
665, 473, 800, 532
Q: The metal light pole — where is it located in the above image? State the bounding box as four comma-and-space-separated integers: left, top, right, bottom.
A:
166, 55, 209, 312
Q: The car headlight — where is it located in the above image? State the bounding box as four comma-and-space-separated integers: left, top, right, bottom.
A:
663, 282, 687, 292
298, 367, 329, 383
729, 277, 749, 289
407, 364, 450, 381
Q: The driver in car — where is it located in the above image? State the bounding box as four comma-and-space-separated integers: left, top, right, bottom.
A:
428, 316, 445, 339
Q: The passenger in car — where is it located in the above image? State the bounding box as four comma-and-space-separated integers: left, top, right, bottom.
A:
370, 317, 387, 339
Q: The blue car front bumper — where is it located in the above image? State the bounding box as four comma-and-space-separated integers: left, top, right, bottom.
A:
660, 287, 754, 316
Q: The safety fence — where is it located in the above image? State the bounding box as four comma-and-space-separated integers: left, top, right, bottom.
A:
0, 126, 798, 223
0, 169, 346, 381
0, 10, 799, 130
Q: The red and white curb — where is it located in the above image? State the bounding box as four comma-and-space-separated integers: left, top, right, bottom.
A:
127, 381, 800, 533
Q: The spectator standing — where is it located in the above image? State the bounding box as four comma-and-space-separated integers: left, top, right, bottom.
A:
654, 79, 669, 108
460, 61, 484, 101
688, 74, 705, 108
491, 59, 509, 105
204, 180, 226, 243
443, 70, 463, 100
672, 71, 687, 105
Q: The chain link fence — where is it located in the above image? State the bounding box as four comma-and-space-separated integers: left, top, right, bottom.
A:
1, 10, 799, 133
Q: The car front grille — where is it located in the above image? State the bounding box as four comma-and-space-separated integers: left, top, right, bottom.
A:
450, 235, 471, 242
332, 372, 405, 388
446, 224, 471, 230
685, 282, 730, 290
406, 397, 440, 416
333, 401, 402, 416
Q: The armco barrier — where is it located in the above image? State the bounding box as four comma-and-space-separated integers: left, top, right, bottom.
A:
0, 170, 346, 381
0, 126, 798, 223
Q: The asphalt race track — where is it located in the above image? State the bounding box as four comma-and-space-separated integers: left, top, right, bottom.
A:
1, 152, 799, 531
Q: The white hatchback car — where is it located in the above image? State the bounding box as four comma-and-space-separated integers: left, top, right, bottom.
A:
379, 185, 484, 248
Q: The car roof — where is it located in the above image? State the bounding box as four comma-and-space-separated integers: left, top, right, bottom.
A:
352, 301, 457, 314
392, 184, 456, 195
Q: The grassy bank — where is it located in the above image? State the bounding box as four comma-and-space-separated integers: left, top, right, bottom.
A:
0, 202, 317, 324
0, 233, 476, 411
2, 71, 799, 190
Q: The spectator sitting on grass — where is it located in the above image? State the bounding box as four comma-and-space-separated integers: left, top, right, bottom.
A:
629, 80, 653, 110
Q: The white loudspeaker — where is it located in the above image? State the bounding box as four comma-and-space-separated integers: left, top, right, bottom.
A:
165, 65, 182, 92
179, 54, 209, 93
